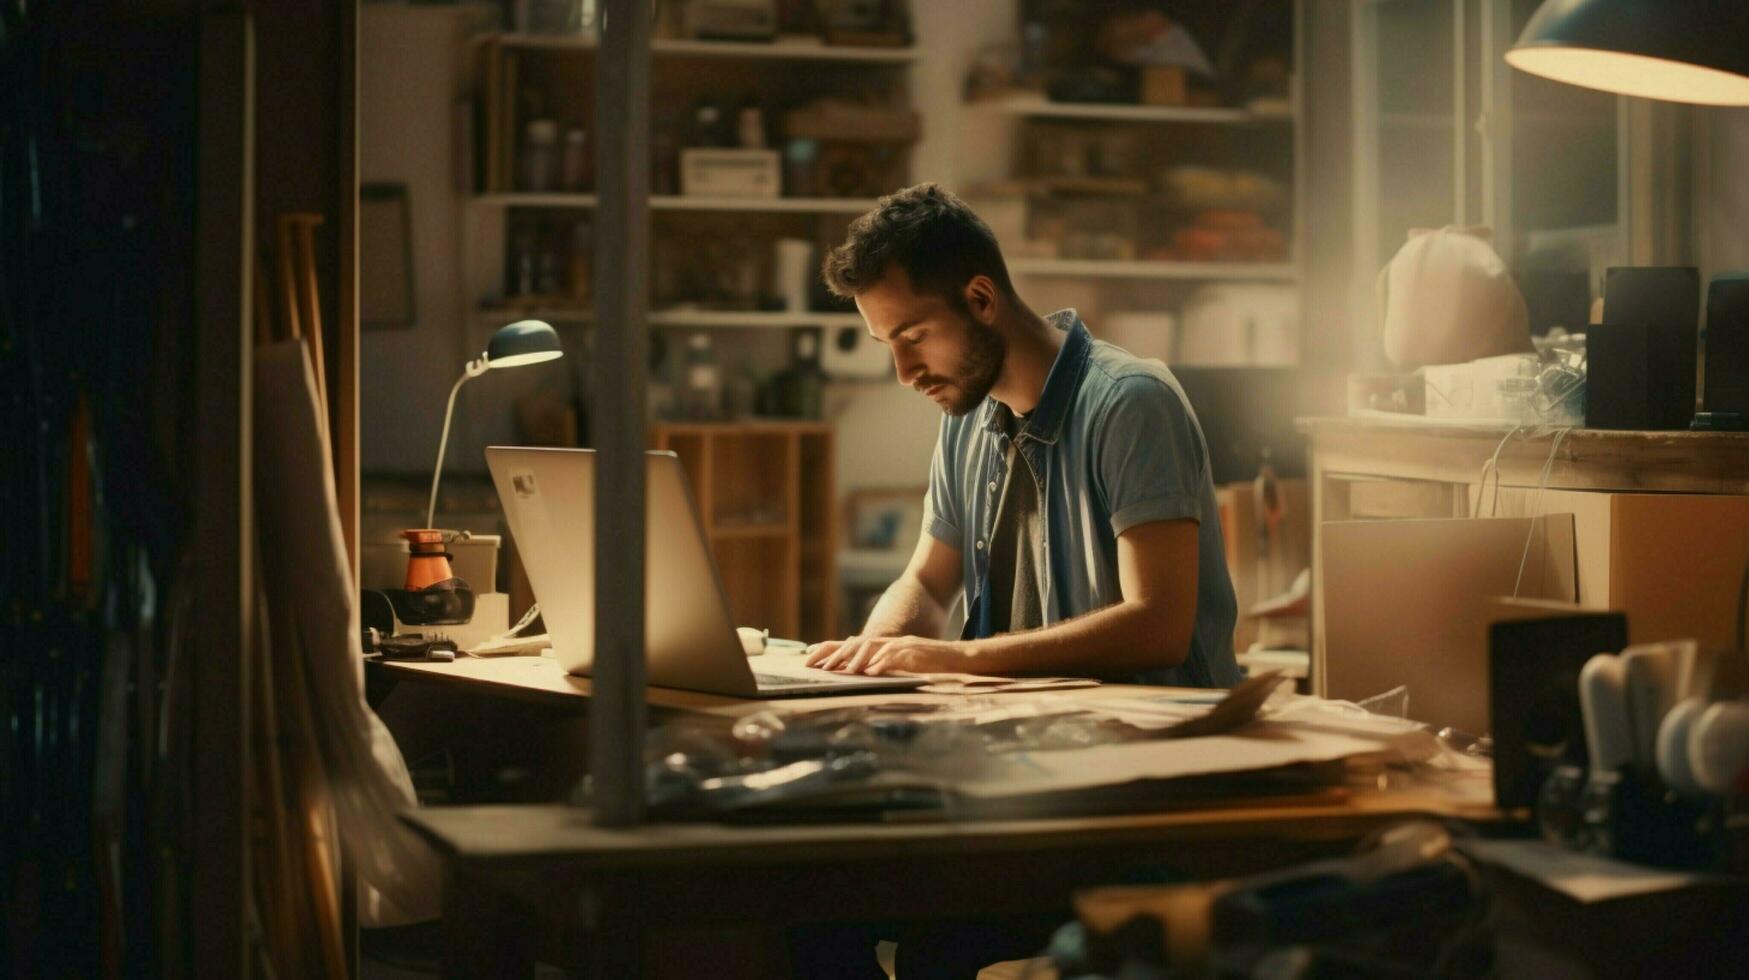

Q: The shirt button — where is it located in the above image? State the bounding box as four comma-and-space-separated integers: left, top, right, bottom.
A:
975, 540, 985, 551
987, 481, 997, 493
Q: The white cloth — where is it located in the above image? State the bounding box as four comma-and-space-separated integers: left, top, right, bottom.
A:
254, 341, 439, 926
1378, 226, 1532, 369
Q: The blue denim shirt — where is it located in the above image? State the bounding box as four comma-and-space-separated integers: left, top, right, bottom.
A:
924, 310, 1241, 688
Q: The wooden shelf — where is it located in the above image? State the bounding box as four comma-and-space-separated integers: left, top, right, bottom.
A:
1008, 258, 1298, 281
653, 423, 836, 639
971, 93, 1294, 125
476, 32, 918, 63
474, 193, 878, 214
474, 308, 863, 328
650, 310, 862, 328
711, 522, 791, 540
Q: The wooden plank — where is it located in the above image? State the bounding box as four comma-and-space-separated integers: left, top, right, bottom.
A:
371, 656, 1250, 722
1302, 417, 1749, 494
810, 428, 837, 639
403, 787, 1494, 869
1340, 477, 1459, 520
785, 430, 800, 638
590, 0, 652, 827
335, 6, 361, 971
192, 10, 253, 978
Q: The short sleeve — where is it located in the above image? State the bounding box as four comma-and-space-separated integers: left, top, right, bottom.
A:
1093, 376, 1209, 537
922, 416, 963, 546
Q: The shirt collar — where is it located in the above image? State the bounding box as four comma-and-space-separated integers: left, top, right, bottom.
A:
979, 309, 1091, 446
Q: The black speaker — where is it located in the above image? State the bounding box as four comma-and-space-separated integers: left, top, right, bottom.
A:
1588, 266, 1699, 430
1700, 273, 1749, 423
1488, 611, 1628, 810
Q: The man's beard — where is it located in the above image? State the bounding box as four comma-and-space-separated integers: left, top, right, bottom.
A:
916, 319, 1006, 417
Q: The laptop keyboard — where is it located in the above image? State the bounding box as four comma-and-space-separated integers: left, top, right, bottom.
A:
753, 671, 843, 687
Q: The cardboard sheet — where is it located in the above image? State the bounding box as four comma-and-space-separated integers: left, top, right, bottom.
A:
1322, 514, 1579, 736
1481, 488, 1749, 649
1459, 839, 1719, 903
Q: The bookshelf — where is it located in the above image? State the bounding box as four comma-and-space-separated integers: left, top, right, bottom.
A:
1007, 258, 1299, 282
463, 28, 913, 337
972, 92, 1294, 126
958, 1, 1306, 374
476, 31, 918, 63
472, 193, 880, 213
651, 422, 836, 641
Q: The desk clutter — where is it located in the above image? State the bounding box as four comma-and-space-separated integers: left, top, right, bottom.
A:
1530, 633, 1749, 875
1053, 821, 1490, 980
623, 671, 1483, 821
1354, 258, 1749, 432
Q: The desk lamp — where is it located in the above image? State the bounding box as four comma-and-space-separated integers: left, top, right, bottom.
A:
426, 319, 563, 529
1505, 0, 1749, 105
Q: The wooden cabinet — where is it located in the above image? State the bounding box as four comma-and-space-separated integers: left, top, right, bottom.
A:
652, 421, 835, 641
1303, 415, 1749, 696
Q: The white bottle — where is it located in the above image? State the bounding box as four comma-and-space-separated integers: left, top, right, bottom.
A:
680, 332, 722, 420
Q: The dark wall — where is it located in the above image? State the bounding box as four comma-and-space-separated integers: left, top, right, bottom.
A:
255, 0, 350, 399
2, 2, 202, 976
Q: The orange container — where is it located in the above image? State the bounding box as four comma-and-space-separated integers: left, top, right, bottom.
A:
401, 529, 455, 590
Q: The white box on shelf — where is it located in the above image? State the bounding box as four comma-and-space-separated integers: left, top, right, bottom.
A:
1098, 311, 1176, 364
1176, 284, 1298, 366
1423, 353, 1539, 421
680, 148, 781, 198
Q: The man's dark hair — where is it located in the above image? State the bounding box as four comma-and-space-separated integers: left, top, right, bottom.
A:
822, 183, 1016, 304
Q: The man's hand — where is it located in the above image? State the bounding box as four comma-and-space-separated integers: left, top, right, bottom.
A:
804, 635, 972, 676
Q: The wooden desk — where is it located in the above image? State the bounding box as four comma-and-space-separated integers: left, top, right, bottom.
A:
369, 654, 750, 717
380, 651, 1495, 977
402, 788, 1492, 979
1300, 416, 1749, 694
368, 653, 1189, 719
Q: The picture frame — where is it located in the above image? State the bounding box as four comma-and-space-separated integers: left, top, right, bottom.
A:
845, 486, 926, 551
359, 182, 416, 330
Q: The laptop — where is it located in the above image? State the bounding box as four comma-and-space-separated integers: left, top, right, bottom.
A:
486, 446, 928, 698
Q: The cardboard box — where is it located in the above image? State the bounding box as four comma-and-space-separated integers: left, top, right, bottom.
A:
1480, 488, 1749, 650
1321, 514, 1578, 735
1140, 66, 1189, 106
679, 148, 781, 198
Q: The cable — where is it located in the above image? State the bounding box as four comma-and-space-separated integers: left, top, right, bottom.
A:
1473, 425, 1523, 519
1511, 426, 1572, 599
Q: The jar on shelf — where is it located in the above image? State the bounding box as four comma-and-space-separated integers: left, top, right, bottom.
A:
560, 125, 590, 191
521, 118, 559, 192
679, 332, 723, 420
783, 138, 818, 197
737, 100, 766, 149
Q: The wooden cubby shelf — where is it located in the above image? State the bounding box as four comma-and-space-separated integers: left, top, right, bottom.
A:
652, 421, 835, 641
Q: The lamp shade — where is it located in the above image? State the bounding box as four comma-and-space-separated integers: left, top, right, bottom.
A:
1505, 0, 1749, 105
485, 319, 564, 369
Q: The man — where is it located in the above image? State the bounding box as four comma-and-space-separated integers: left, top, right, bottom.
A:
806, 183, 1239, 689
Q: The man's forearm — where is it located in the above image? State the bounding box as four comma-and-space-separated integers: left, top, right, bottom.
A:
968, 599, 1191, 676
862, 574, 951, 639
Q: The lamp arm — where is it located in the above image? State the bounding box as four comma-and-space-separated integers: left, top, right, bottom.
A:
426, 358, 489, 529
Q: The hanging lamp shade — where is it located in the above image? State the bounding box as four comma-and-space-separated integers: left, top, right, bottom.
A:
1504, 0, 1749, 105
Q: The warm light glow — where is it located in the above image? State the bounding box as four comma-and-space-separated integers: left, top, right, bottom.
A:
486, 349, 563, 369
1506, 47, 1749, 105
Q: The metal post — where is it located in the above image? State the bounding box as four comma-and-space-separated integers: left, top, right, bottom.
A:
589, 0, 650, 827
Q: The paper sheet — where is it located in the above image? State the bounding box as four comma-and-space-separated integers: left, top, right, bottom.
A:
953, 716, 1437, 799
